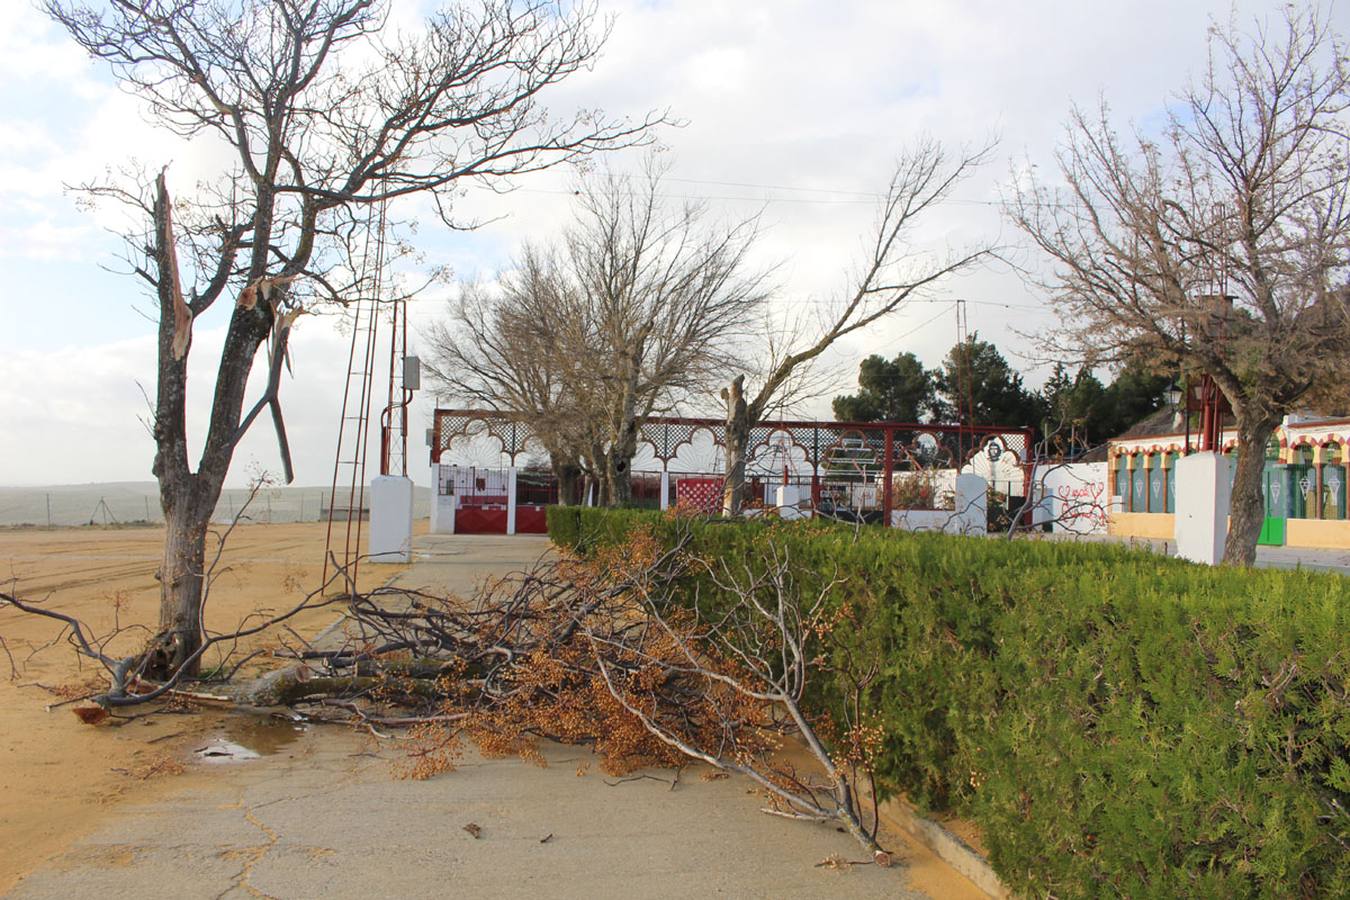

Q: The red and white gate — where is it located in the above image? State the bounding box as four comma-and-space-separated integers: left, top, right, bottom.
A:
431, 465, 552, 535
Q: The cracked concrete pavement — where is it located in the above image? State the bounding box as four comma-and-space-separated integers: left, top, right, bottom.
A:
8, 535, 982, 899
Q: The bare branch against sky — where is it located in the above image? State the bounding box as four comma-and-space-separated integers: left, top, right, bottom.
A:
1, 0, 1329, 486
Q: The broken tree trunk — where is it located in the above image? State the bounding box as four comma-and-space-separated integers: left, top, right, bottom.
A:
146, 175, 283, 679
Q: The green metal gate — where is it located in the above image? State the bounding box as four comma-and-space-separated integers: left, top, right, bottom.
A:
1259, 455, 1287, 546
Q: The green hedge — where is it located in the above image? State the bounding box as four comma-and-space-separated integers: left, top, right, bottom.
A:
547, 508, 1349, 898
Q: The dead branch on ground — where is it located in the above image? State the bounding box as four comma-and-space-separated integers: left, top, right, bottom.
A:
1, 523, 890, 861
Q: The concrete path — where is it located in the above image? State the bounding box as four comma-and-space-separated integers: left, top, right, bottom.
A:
10, 534, 975, 900
1077, 533, 1350, 574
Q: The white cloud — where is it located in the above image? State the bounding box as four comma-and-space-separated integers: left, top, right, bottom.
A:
2, 0, 1334, 485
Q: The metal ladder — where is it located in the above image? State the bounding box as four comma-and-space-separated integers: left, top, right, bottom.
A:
322, 199, 390, 592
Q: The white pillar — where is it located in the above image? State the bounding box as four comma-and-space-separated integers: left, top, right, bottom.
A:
506, 466, 518, 536
776, 484, 802, 520
660, 470, 671, 511
1173, 452, 1230, 565
952, 474, 988, 535
429, 465, 457, 534
369, 475, 414, 563
430, 492, 457, 534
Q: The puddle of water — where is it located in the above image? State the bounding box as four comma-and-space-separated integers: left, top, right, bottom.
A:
193, 715, 307, 763
220, 715, 307, 755
195, 739, 261, 764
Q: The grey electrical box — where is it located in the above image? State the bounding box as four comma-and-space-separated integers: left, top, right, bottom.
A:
403, 355, 421, 391
425, 428, 435, 448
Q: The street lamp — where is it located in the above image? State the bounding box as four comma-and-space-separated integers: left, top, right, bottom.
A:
1164, 382, 1182, 409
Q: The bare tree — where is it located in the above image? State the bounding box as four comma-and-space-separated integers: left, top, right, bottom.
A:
425, 249, 600, 501
721, 138, 994, 514
428, 160, 772, 504
47, 0, 663, 677
1007, 6, 1350, 564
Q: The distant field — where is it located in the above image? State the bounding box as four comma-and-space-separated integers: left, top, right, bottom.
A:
0, 482, 431, 527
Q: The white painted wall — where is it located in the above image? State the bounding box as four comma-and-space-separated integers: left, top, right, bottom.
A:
890, 475, 987, 535
1030, 462, 1110, 535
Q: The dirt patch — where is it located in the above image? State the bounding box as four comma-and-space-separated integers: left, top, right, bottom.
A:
0, 522, 411, 894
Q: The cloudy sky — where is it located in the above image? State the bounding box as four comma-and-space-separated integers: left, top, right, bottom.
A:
0, 0, 1329, 488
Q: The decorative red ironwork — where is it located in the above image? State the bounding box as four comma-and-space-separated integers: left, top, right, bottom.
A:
432, 408, 1035, 525
675, 477, 725, 515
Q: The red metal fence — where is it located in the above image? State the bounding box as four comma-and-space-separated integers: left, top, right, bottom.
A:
431, 410, 1036, 530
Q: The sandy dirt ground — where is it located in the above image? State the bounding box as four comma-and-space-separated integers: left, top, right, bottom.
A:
0, 521, 412, 894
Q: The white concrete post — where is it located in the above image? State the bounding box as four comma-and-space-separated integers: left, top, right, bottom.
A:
506, 466, 518, 536
953, 474, 988, 535
660, 470, 671, 511
1173, 452, 1230, 565
429, 465, 457, 535
775, 484, 802, 520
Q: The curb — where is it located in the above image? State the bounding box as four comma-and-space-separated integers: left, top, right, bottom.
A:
879, 798, 1009, 899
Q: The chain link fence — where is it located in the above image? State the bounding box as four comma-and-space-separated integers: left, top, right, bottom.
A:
0, 485, 431, 528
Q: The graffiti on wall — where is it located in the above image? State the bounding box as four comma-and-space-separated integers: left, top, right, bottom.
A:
1032, 463, 1110, 534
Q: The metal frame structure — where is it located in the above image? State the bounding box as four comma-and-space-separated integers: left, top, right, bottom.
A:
432, 408, 1035, 524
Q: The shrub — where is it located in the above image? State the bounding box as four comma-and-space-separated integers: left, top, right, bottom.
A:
546, 510, 1349, 898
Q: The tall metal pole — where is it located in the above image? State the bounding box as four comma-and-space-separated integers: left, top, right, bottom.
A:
882, 427, 895, 526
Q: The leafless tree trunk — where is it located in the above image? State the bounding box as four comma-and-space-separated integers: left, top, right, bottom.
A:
553, 459, 583, 506
721, 375, 751, 514
722, 138, 994, 514
1226, 414, 1279, 564
50, 0, 663, 675
1007, 6, 1350, 565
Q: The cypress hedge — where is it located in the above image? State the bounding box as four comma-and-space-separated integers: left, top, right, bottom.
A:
546, 506, 1349, 898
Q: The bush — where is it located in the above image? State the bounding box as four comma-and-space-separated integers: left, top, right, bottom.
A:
546, 510, 1349, 898
545, 505, 669, 555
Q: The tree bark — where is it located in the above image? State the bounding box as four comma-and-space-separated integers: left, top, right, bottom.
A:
1222, 414, 1278, 566
553, 459, 582, 506
150, 496, 210, 676
606, 421, 639, 507
721, 376, 750, 515
147, 176, 276, 679
606, 455, 631, 506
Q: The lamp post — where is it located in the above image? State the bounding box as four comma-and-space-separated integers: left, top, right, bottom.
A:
1164, 382, 1189, 454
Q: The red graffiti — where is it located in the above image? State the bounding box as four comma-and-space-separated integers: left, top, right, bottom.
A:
1054, 480, 1108, 525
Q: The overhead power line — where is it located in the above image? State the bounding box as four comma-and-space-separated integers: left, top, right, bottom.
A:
511, 172, 1085, 210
